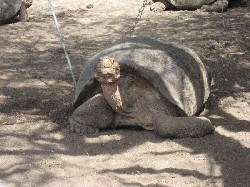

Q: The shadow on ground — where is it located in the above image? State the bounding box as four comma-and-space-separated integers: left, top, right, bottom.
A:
0, 2, 249, 186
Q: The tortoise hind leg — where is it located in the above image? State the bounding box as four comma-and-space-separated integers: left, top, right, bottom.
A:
201, 0, 228, 12
153, 113, 215, 138
69, 93, 115, 134
19, 1, 29, 21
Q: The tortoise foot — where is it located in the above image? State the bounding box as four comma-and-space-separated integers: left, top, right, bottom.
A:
154, 116, 215, 138
71, 93, 115, 134
200, 0, 228, 12
70, 120, 99, 134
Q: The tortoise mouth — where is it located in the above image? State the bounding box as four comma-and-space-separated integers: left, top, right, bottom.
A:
95, 68, 120, 83
94, 57, 120, 83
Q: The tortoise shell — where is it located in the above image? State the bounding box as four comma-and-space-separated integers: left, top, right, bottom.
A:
74, 37, 210, 116
168, 0, 216, 10
0, 0, 22, 22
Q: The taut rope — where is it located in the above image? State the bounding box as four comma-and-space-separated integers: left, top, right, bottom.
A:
47, 0, 77, 87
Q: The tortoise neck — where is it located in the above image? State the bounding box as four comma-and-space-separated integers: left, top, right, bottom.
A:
101, 81, 123, 112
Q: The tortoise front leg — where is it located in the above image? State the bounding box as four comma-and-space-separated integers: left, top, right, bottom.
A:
153, 113, 215, 138
201, 0, 229, 12
69, 93, 115, 135
19, 1, 29, 21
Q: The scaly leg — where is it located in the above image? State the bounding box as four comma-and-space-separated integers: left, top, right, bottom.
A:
19, 1, 29, 21
153, 112, 215, 138
69, 93, 115, 134
201, 0, 229, 12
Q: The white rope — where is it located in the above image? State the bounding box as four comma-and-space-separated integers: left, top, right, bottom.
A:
47, 0, 77, 87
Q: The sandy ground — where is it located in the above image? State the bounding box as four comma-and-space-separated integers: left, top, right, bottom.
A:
0, 0, 249, 186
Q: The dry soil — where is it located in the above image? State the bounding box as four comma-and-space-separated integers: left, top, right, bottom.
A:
0, 0, 249, 186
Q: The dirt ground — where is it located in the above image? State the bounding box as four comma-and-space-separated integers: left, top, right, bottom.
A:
0, 0, 249, 186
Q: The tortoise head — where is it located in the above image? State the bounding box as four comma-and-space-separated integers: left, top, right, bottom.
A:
95, 57, 120, 84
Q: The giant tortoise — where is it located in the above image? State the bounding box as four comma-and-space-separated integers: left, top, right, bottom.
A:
0, 0, 32, 24
69, 37, 215, 138
149, 0, 229, 12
